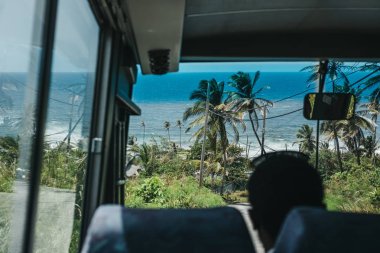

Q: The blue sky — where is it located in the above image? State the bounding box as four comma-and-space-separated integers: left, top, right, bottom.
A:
178, 62, 315, 72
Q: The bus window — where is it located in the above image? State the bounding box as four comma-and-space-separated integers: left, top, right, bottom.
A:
0, 1, 46, 252
127, 62, 380, 215
32, 0, 99, 252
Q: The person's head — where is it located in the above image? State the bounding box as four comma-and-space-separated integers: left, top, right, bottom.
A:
247, 151, 325, 251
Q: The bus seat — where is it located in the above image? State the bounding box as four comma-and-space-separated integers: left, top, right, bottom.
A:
81, 205, 255, 253
274, 207, 380, 253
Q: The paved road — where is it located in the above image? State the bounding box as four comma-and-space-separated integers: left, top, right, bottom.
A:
0, 180, 75, 253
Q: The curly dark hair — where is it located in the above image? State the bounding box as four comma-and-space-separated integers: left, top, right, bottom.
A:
248, 151, 325, 239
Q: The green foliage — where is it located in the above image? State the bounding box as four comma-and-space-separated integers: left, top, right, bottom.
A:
0, 205, 10, 252
41, 144, 86, 190
136, 176, 165, 203
309, 149, 341, 180
0, 136, 19, 166
225, 165, 249, 190
0, 136, 17, 192
295, 124, 316, 155
68, 218, 81, 253
131, 142, 173, 177
155, 157, 196, 177
125, 176, 226, 208
0, 161, 14, 192
164, 177, 226, 208
188, 140, 204, 160
224, 190, 248, 204
325, 158, 380, 213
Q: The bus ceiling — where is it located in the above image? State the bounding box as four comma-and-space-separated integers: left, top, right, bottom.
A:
94, 0, 380, 74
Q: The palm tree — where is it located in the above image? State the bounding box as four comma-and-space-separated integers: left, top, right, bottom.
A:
163, 121, 171, 141
301, 61, 356, 91
176, 120, 183, 148
226, 71, 272, 154
321, 121, 343, 171
183, 79, 243, 156
337, 113, 375, 165
294, 125, 316, 154
360, 88, 380, 163
302, 61, 357, 167
336, 81, 376, 165
183, 79, 244, 193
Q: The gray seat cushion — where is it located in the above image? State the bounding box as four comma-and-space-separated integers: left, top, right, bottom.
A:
81, 205, 255, 253
274, 207, 380, 253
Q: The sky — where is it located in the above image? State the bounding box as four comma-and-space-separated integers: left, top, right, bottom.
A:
0, 0, 98, 73
178, 62, 316, 72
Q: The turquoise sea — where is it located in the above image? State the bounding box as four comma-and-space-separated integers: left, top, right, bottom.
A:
0, 71, 374, 156
129, 71, 366, 155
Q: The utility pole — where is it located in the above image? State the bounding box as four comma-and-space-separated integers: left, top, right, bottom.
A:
67, 89, 75, 151
199, 82, 210, 187
261, 105, 267, 155
316, 60, 328, 171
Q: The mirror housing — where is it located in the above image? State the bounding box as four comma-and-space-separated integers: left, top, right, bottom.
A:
303, 93, 355, 120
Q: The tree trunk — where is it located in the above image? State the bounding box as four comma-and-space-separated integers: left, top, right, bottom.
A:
179, 127, 182, 148
261, 108, 267, 155
353, 137, 361, 165
248, 113, 265, 154
373, 129, 377, 165
372, 117, 377, 165
333, 124, 343, 172
219, 121, 228, 195
246, 135, 249, 159
220, 149, 227, 195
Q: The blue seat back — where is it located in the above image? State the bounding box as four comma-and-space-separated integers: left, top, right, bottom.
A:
274, 207, 380, 253
81, 205, 255, 253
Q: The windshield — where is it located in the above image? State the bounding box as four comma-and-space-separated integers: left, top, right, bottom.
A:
124, 61, 380, 213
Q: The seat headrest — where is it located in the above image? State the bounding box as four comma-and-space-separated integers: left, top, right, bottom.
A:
81, 205, 255, 253
274, 207, 380, 253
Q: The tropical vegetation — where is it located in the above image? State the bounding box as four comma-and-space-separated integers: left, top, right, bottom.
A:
125, 64, 380, 214
1, 63, 380, 223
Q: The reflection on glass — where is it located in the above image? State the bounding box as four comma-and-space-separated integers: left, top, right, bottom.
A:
33, 0, 99, 252
0, 1, 46, 252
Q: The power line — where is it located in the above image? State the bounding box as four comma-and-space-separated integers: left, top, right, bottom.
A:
208, 106, 303, 121
256, 108, 303, 121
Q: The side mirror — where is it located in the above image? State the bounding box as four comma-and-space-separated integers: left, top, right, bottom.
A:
303, 93, 355, 120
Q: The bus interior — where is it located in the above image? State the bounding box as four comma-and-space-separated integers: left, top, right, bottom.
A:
1, 0, 380, 253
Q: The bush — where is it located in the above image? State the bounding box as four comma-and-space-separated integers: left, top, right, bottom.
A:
164, 176, 225, 208
155, 158, 197, 177
325, 160, 380, 213
125, 176, 226, 208
0, 136, 18, 193
41, 146, 86, 190
309, 149, 341, 179
136, 176, 165, 203
0, 161, 14, 193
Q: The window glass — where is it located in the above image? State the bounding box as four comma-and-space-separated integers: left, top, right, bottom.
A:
32, 0, 99, 252
0, 1, 45, 252
128, 62, 380, 214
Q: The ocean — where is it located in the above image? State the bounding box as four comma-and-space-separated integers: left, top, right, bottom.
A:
0, 71, 375, 156
0, 72, 93, 145
129, 71, 368, 155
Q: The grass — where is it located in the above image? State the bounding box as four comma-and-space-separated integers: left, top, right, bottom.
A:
0, 195, 11, 253
324, 162, 380, 213
0, 162, 15, 193
125, 175, 226, 208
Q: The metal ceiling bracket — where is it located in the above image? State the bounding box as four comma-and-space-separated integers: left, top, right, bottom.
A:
123, 0, 186, 74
